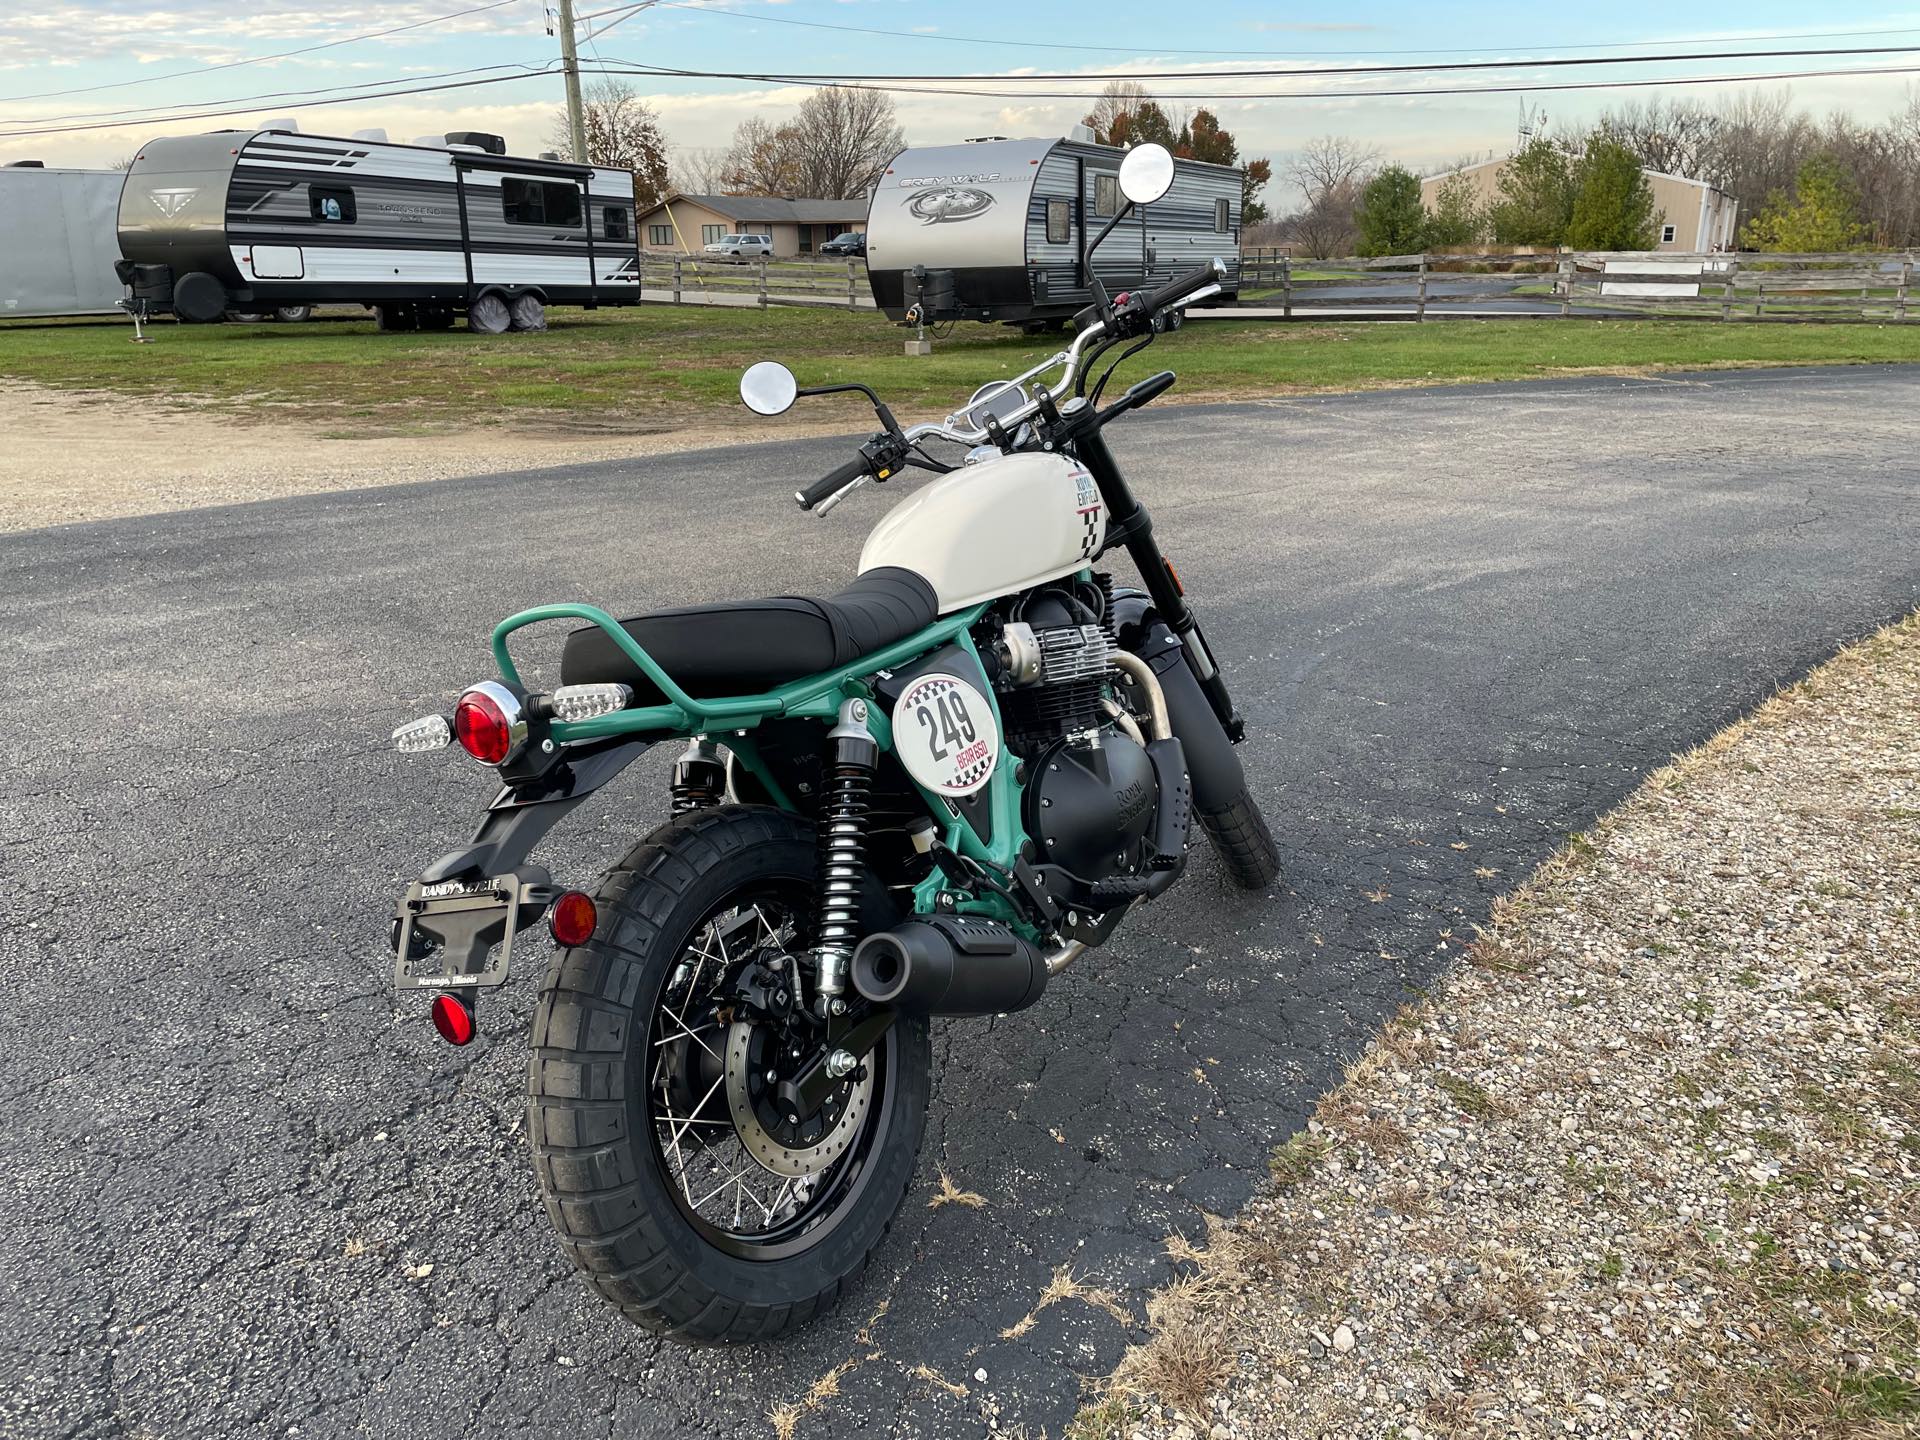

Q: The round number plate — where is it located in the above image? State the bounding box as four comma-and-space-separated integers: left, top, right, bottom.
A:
891, 672, 1000, 797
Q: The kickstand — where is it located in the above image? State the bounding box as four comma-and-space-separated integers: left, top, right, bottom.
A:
123, 299, 153, 344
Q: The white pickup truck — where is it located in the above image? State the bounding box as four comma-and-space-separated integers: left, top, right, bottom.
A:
703, 233, 775, 261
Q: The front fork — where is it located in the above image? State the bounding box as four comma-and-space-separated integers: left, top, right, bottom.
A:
1072, 425, 1245, 741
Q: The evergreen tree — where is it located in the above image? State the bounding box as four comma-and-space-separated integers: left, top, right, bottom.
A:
1354, 165, 1428, 255
1425, 170, 1485, 246
1567, 133, 1662, 249
1739, 153, 1870, 251
1488, 137, 1575, 246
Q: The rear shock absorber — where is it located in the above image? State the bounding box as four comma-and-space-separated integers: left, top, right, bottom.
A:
813, 697, 877, 1014
670, 738, 726, 814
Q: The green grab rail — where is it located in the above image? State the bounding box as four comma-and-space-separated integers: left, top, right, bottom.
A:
490, 600, 992, 743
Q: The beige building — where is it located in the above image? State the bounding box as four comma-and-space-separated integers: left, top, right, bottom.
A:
1419, 158, 1740, 251
635, 194, 868, 257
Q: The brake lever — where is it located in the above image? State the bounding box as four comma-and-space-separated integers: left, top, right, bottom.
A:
814, 474, 870, 517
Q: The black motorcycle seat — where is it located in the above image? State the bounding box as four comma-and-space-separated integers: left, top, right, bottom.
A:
559, 567, 940, 705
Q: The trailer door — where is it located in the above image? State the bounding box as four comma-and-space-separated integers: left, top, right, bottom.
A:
465, 165, 594, 295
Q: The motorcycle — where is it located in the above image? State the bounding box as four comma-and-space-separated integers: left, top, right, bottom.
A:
388, 142, 1279, 1343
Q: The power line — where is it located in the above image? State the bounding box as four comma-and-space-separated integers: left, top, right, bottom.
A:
0, 70, 559, 140
1, 62, 552, 131
655, 3, 1920, 62
608, 42, 1920, 86
0, 0, 525, 105
587, 59, 1920, 105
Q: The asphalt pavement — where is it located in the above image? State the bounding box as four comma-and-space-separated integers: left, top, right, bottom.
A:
2, 365, 1916, 1440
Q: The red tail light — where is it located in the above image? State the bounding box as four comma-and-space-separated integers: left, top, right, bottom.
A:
453, 682, 523, 764
430, 993, 476, 1045
548, 890, 597, 947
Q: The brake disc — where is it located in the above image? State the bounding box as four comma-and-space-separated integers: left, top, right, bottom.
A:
724, 1021, 872, 1179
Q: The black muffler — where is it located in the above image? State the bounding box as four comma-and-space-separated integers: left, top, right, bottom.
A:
849, 915, 1048, 1016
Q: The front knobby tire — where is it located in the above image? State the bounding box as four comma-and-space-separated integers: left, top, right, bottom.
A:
526, 805, 931, 1343
1200, 785, 1283, 889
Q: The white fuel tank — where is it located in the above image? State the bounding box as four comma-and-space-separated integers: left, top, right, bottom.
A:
858, 451, 1106, 612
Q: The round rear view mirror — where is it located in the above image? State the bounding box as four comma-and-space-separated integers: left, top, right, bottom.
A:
740, 360, 798, 416
1118, 143, 1175, 207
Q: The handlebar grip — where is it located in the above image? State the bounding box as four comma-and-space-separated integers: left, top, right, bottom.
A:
796, 455, 871, 511
1143, 257, 1227, 314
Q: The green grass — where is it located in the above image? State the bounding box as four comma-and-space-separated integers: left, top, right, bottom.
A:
2, 304, 1915, 434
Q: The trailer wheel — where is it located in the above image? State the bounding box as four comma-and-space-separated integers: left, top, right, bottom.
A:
508, 295, 547, 332
468, 295, 511, 334
273, 306, 312, 323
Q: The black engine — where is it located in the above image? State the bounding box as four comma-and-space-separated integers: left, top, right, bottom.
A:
988, 577, 1183, 896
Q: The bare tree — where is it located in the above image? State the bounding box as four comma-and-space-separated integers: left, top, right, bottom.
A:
1592, 97, 1722, 182
1283, 135, 1379, 258
721, 117, 803, 196
550, 81, 670, 208
1083, 81, 1154, 144
786, 86, 904, 198
669, 147, 730, 195
720, 87, 902, 199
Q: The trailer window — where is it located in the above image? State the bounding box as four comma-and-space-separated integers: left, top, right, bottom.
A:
603, 205, 630, 241
309, 187, 355, 223
1093, 173, 1118, 218
648, 224, 673, 246
1214, 197, 1229, 231
502, 178, 583, 228
1045, 198, 1070, 245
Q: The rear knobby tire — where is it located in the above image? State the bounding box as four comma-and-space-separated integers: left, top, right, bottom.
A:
526, 804, 931, 1343
1200, 785, 1282, 889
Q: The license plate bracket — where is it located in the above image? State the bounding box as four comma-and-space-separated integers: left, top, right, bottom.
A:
391, 873, 548, 991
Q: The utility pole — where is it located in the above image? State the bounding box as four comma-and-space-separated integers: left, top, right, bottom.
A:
556, 0, 588, 164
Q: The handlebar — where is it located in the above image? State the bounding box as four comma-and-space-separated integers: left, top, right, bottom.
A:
795, 455, 870, 511
789, 256, 1227, 512
1140, 257, 1228, 316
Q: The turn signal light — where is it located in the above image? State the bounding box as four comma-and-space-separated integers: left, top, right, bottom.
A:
453, 682, 525, 765
430, 993, 476, 1046
549, 682, 633, 723
392, 713, 452, 753
548, 890, 597, 947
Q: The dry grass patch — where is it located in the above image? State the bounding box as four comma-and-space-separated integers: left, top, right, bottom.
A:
929, 1168, 987, 1209
1001, 1262, 1133, 1339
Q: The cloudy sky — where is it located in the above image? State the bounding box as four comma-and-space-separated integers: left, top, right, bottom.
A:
4, 0, 1918, 201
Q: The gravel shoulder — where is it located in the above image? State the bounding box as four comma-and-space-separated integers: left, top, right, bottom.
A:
0, 379, 858, 533
1083, 613, 1920, 1440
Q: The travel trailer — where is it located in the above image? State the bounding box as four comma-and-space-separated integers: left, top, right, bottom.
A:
863, 132, 1242, 328
116, 127, 641, 331
0, 163, 127, 319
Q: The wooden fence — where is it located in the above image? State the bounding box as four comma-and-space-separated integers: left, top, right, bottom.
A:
1235, 247, 1916, 323
637, 254, 874, 311
627, 249, 1914, 323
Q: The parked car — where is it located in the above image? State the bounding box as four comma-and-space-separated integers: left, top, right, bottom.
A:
704, 233, 774, 261
820, 231, 867, 257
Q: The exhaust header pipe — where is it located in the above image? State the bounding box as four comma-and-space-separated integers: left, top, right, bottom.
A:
850, 915, 1048, 1016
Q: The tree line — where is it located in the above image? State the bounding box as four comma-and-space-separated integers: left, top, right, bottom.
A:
558, 78, 1274, 228
1267, 87, 1920, 258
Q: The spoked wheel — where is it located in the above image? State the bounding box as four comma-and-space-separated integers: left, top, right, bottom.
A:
528, 806, 931, 1343
649, 889, 893, 1258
